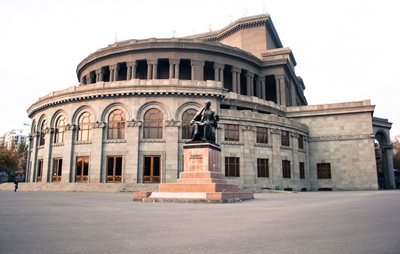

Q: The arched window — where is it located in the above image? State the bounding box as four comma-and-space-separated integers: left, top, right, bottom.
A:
108, 109, 125, 139
77, 112, 92, 141
39, 120, 47, 146
143, 108, 163, 139
54, 115, 65, 144
181, 109, 197, 139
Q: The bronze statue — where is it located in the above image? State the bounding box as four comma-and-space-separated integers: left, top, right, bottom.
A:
190, 100, 219, 143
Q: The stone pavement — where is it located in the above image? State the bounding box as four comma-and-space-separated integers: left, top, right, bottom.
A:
0, 190, 399, 254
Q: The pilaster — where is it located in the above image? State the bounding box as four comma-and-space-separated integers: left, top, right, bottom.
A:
164, 119, 181, 182
270, 128, 282, 188
126, 120, 141, 183
191, 60, 205, 81
90, 121, 105, 183
63, 124, 75, 183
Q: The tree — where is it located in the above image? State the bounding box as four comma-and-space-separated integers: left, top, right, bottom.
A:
393, 136, 400, 170
0, 142, 28, 180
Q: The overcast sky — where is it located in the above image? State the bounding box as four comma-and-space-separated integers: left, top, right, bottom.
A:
0, 0, 399, 138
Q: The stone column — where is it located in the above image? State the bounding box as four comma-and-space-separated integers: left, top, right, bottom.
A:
25, 134, 33, 182
164, 119, 180, 182
276, 75, 285, 106
291, 133, 299, 190
246, 72, 254, 96
232, 67, 241, 94
86, 74, 91, 84
242, 125, 256, 185
260, 78, 266, 100
169, 59, 180, 79
384, 146, 395, 189
126, 120, 141, 183
30, 132, 40, 182
90, 121, 105, 183
42, 127, 54, 183
63, 124, 75, 183
126, 61, 136, 80
191, 60, 205, 81
214, 63, 224, 83
270, 128, 282, 189
95, 69, 102, 82
109, 65, 118, 82
147, 59, 158, 79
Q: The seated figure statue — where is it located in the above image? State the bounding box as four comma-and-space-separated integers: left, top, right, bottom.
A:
190, 100, 219, 143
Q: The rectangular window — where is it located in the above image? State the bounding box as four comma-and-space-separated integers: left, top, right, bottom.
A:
299, 162, 305, 179
225, 124, 239, 141
256, 127, 268, 144
37, 159, 43, 182
76, 156, 89, 182
281, 130, 290, 146
225, 157, 240, 177
257, 158, 269, 177
298, 135, 304, 149
53, 158, 62, 182
107, 156, 123, 183
317, 163, 331, 179
282, 160, 291, 178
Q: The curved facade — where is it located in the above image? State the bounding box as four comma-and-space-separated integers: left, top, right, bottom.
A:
26, 14, 389, 191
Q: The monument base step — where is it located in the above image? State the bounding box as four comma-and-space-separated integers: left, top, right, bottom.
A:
133, 191, 254, 203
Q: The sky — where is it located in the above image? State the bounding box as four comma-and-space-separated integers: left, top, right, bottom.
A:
0, 0, 399, 138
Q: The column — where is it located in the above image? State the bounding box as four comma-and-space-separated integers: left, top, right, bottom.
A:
90, 121, 105, 183
147, 59, 158, 79
109, 65, 117, 82
276, 75, 286, 106
30, 132, 40, 182
242, 125, 256, 185
164, 119, 180, 182
214, 63, 224, 82
246, 72, 254, 96
96, 69, 102, 82
86, 74, 91, 84
232, 67, 241, 93
270, 128, 282, 189
260, 78, 266, 100
291, 133, 299, 190
384, 146, 395, 189
126, 120, 141, 183
126, 61, 136, 80
63, 124, 75, 183
169, 59, 180, 79
43, 128, 54, 182
25, 135, 33, 182
191, 60, 205, 81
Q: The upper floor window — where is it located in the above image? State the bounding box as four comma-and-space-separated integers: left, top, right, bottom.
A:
256, 127, 268, 144
298, 134, 304, 149
54, 115, 65, 144
77, 112, 92, 141
317, 163, 331, 179
39, 120, 46, 146
108, 109, 125, 140
144, 108, 163, 139
181, 109, 197, 139
225, 124, 239, 141
281, 130, 290, 146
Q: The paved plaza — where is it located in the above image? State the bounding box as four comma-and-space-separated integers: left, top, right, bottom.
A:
0, 190, 399, 254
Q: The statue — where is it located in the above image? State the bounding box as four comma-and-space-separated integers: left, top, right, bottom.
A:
190, 100, 219, 143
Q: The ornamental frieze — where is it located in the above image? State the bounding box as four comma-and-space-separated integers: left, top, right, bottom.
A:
309, 134, 373, 142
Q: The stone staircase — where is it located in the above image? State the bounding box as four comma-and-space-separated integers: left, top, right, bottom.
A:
0, 182, 159, 193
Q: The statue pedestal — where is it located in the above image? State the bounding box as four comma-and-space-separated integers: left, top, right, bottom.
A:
133, 142, 254, 203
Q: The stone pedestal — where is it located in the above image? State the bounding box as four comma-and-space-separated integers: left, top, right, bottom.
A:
133, 142, 254, 203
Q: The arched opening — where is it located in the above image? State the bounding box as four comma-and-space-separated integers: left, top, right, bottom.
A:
107, 109, 125, 140
181, 109, 197, 139
375, 131, 395, 189
143, 108, 163, 139
77, 112, 92, 141
54, 115, 65, 144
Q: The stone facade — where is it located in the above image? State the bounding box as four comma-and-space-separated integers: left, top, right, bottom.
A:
26, 14, 392, 191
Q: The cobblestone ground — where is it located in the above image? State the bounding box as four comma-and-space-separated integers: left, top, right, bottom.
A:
0, 190, 399, 254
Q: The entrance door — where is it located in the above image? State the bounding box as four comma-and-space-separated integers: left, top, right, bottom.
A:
106, 156, 122, 183
76, 156, 89, 182
143, 156, 160, 183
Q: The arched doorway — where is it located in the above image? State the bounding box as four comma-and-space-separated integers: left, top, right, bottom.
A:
373, 118, 395, 189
